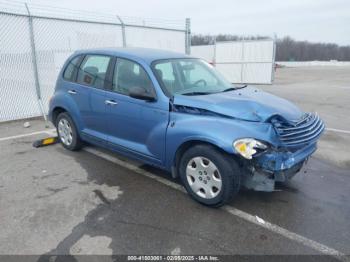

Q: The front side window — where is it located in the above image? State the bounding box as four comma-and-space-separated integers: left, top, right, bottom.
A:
153, 62, 176, 93
113, 58, 155, 96
153, 58, 232, 96
77, 55, 111, 89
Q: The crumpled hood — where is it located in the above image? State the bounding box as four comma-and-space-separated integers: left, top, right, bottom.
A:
173, 86, 303, 122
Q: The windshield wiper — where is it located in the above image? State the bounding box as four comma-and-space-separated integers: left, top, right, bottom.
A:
222, 85, 247, 92
181, 91, 213, 96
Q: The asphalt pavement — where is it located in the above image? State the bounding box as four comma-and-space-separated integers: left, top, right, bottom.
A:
0, 66, 349, 261
0, 121, 349, 259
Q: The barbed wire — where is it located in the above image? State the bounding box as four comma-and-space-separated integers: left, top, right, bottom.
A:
0, 0, 186, 30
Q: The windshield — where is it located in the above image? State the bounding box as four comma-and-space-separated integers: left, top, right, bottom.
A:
152, 58, 233, 96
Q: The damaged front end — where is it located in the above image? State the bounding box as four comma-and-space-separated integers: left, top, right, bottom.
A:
171, 93, 325, 192
241, 113, 325, 192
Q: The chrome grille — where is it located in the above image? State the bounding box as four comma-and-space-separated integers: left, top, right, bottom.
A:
274, 113, 325, 146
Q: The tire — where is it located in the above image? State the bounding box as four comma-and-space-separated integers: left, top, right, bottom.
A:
179, 144, 241, 207
56, 112, 83, 151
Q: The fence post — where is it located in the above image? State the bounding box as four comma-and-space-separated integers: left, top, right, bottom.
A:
271, 34, 277, 83
25, 3, 48, 126
185, 18, 191, 54
240, 36, 245, 83
213, 36, 217, 66
116, 15, 126, 47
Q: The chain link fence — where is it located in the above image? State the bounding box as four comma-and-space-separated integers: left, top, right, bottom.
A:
0, 0, 191, 122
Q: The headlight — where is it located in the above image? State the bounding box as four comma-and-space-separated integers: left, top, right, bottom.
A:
233, 138, 268, 159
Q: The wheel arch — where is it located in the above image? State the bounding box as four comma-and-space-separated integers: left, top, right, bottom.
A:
50, 102, 83, 132
51, 106, 67, 126
171, 139, 240, 179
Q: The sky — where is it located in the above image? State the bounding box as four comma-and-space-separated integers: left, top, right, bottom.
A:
26, 0, 350, 45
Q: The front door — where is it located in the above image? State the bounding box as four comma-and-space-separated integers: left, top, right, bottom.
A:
104, 58, 169, 165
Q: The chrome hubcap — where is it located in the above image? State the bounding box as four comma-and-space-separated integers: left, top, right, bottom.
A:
58, 118, 73, 146
186, 157, 222, 199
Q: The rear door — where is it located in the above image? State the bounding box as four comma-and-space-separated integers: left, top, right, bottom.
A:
104, 58, 169, 165
66, 54, 113, 143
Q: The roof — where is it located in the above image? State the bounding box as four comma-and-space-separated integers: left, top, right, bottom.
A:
73, 47, 191, 64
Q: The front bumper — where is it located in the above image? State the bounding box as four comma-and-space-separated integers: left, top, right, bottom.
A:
242, 142, 317, 191
255, 142, 316, 173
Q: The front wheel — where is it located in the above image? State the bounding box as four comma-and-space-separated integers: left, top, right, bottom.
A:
179, 144, 241, 207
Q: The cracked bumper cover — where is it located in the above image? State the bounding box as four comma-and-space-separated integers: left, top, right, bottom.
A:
242, 142, 317, 191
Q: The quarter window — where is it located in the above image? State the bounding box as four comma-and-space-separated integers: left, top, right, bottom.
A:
63, 56, 82, 81
113, 58, 155, 96
77, 55, 111, 89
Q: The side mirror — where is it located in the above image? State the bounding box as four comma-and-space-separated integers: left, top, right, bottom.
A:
129, 86, 156, 101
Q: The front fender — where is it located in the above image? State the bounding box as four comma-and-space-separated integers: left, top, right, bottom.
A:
165, 112, 278, 170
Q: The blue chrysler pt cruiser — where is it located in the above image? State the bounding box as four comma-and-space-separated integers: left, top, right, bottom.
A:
49, 48, 324, 207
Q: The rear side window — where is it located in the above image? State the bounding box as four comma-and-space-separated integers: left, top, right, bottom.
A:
63, 56, 81, 81
77, 55, 111, 89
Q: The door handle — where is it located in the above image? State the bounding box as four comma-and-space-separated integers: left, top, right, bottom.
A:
68, 90, 77, 95
105, 99, 118, 106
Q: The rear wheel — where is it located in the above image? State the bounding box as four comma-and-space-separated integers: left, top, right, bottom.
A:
56, 112, 83, 151
179, 144, 241, 207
